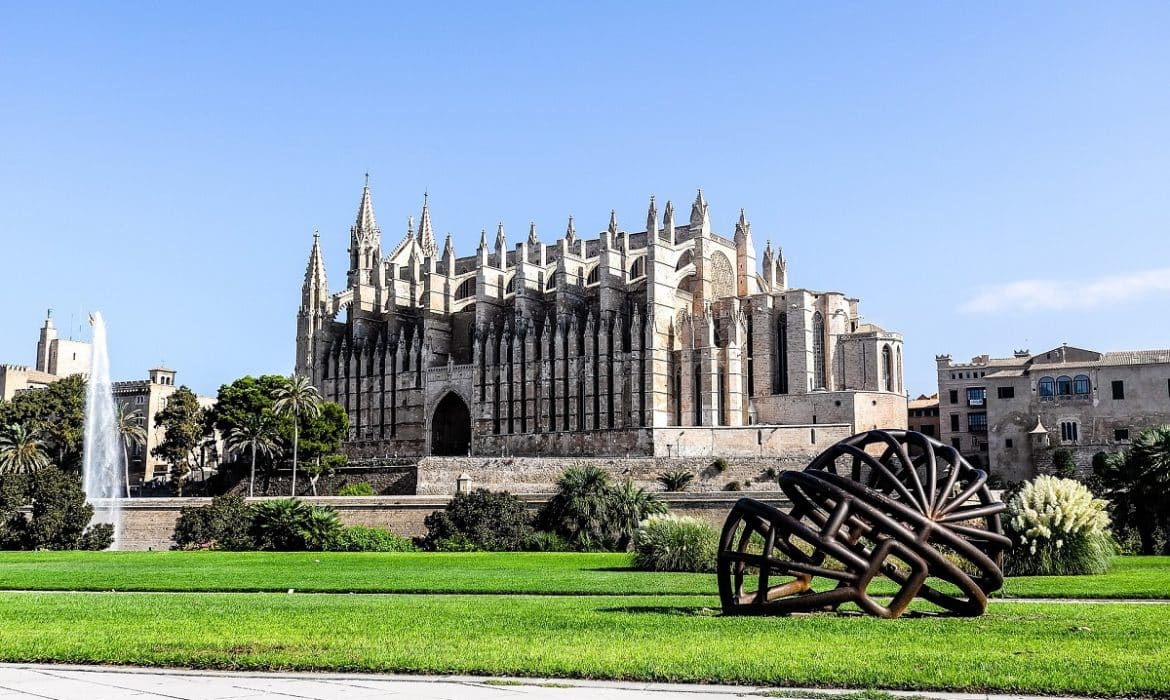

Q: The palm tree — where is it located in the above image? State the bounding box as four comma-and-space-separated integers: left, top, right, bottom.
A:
227, 413, 279, 498
0, 422, 50, 474
114, 405, 147, 497
273, 374, 322, 497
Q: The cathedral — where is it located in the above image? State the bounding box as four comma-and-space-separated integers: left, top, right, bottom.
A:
295, 180, 907, 459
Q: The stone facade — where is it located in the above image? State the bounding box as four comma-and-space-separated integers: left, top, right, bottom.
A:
296, 181, 907, 460
937, 346, 1170, 482
0, 311, 91, 400
907, 393, 940, 439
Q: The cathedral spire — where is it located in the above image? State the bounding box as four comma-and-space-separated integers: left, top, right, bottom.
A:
349, 176, 381, 288
418, 192, 436, 258
355, 177, 378, 233
689, 188, 710, 231
302, 229, 328, 306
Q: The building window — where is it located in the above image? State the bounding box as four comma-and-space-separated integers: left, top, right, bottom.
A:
950, 437, 962, 451
949, 389, 958, 404
1060, 421, 1079, 443
812, 312, 826, 389
967, 413, 987, 433
1005, 438, 1013, 448
1112, 380, 1125, 400
1074, 375, 1090, 396
950, 414, 959, 431
1114, 428, 1130, 441
1038, 377, 1055, 400
997, 386, 1015, 399
921, 425, 935, 436
882, 345, 893, 392
967, 387, 986, 407
135, 396, 144, 404
1056, 375, 1072, 397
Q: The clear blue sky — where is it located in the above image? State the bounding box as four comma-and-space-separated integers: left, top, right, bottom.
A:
2, 2, 1168, 399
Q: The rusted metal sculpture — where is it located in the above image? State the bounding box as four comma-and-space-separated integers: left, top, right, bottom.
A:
718, 429, 1010, 618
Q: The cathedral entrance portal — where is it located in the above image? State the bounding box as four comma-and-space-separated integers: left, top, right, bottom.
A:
431, 392, 471, 456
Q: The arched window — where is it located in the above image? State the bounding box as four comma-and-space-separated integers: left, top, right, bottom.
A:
1056, 375, 1072, 397
812, 311, 826, 389
505, 276, 516, 294
454, 278, 477, 300
586, 266, 599, 285
629, 257, 645, 279
1038, 376, 1055, 399
546, 273, 556, 290
882, 345, 893, 392
1074, 375, 1090, 395
896, 347, 903, 393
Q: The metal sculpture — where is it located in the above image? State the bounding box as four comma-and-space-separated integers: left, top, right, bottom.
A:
717, 429, 1010, 618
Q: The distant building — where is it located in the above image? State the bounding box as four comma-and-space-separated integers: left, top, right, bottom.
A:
296, 181, 908, 459
1, 310, 217, 486
937, 346, 1170, 481
907, 394, 939, 438
0, 311, 92, 400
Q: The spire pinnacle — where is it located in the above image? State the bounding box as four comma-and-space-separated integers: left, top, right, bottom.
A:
495, 222, 507, 249
418, 194, 436, 257
566, 215, 576, 244
646, 196, 657, 236
478, 228, 488, 249
304, 229, 328, 297
690, 188, 710, 230
608, 209, 618, 236
528, 221, 539, 247
354, 177, 378, 233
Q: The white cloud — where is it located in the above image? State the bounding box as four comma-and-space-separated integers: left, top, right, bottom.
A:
960, 268, 1170, 313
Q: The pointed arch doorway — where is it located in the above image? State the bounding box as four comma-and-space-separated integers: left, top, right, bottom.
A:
431, 392, 472, 456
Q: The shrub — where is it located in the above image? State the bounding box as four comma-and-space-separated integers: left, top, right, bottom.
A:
329, 525, 415, 552
1005, 475, 1114, 576
723, 481, 742, 491
0, 467, 113, 550
250, 498, 315, 551
337, 482, 375, 496
300, 506, 343, 550
422, 488, 533, 551
431, 534, 481, 552
521, 530, 571, 552
711, 457, 730, 473
657, 469, 694, 492
632, 514, 718, 573
538, 465, 669, 550
1052, 448, 1079, 479
172, 494, 253, 550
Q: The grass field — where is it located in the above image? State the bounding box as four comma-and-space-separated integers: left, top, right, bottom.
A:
0, 592, 1167, 695
0, 551, 1167, 599
1, 552, 1168, 695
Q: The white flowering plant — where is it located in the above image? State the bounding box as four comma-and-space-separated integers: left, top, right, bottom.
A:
632, 514, 719, 573
1004, 474, 1115, 576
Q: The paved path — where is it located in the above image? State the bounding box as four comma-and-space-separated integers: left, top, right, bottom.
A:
0, 664, 1096, 700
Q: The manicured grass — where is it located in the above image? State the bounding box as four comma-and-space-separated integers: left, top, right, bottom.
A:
0, 591, 1166, 695
0, 551, 712, 595
1, 551, 1168, 599
997, 556, 1170, 599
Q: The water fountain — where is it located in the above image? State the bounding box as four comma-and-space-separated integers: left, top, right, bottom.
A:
82, 312, 123, 546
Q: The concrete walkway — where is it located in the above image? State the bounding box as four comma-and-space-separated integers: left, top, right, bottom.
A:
0, 664, 1097, 700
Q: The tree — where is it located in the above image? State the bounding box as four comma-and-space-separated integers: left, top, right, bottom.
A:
0, 422, 50, 474
538, 465, 617, 548
209, 375, 292, 435
1094, 426, 1170, 554
273, 374, 322, 497
2, 467, 113, 550
0, 374, 86, 469
152, 387, 205, 496
227, 413, 279, 498
114, 404, 147, 497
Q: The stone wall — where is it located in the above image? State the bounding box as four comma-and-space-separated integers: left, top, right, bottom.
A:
117, 492, 789, 551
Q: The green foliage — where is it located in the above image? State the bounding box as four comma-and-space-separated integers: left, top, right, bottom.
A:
521, 530, 571, 552
327, 526, 416, 552
337, 482, 375, 496
209, 375, 291, 435
1052, 448, 1078, 479
171, 495, 254, 550
250, 498, 315, 551
538, 465, 669, 550
0, 422, 50, 474
0, 467, 112, 550
1094, 426, 1170, 555
0, 374, 86, 469
152, 387, 206, 495
297, 403, 348, 462
711, 457, 730, 473
300, 506, 342, 550
656, 469, 694, 492
632, 514, 719, 572
1005, 475, 1115, 576
422, 488, 533, 551
431, 534, 482, 552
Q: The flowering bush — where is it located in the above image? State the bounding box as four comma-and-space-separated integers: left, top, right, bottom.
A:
632, 514, 718, 573
1005, 475, 1114, 576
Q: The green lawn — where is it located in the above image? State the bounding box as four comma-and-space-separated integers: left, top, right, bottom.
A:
0, 591, 1165, 695
0, 551, 1168, 599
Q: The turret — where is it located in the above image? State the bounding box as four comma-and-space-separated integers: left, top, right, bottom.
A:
35, 309, 56, 374
347, 175, 381, 288
296, 231, 330, 379
733, 208, 756, 296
